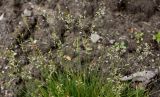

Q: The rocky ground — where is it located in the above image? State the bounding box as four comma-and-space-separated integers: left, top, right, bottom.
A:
1, 0, 160, 97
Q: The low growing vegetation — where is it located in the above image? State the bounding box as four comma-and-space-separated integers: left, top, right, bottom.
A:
23, 64, 148, 97
1, 1, 160, 97
153, 32, 160, 43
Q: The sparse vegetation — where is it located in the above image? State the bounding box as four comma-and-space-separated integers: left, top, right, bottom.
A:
135, 32, 144, 44
1, 0, 160, 97
153, 32, 160, 43
23, 62, 148, 97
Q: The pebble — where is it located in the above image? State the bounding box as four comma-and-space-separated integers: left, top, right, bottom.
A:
23, 9, 32, 17
90, 33, 101, 43
0, 13, 4, 21
151, 59, 155, 62
109, 39, 115, 44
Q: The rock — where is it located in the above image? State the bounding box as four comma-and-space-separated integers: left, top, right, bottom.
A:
0, 13, 4, 21
120, 68, 159, 88
23, 9, 32, 17
109, 39, 115, 44
63, 55, 72, 61
90, 33, 101, 43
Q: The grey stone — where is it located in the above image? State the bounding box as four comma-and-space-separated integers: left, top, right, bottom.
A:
109, 39, 115, 44
23, 9, 32, 17
90, 33, 101, 43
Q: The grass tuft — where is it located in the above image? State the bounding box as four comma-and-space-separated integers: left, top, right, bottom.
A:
24, 69, 148, 97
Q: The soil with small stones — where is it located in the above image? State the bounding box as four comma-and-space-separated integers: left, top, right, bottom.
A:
0, 0, 160, 97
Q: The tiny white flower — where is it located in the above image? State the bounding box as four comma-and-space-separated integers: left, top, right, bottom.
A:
33, 40, 37, 44
2, 70, 4, 73
13, 52, 17, 56
4, 66, 8, 70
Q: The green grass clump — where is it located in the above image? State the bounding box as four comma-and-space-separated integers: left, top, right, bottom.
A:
24, 69, 148, 97
32, 71, 119, 97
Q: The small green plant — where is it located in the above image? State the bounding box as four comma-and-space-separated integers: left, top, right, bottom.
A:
113, 41, 127, 52
153, 32, 160, 43
135, 32, 144, 43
